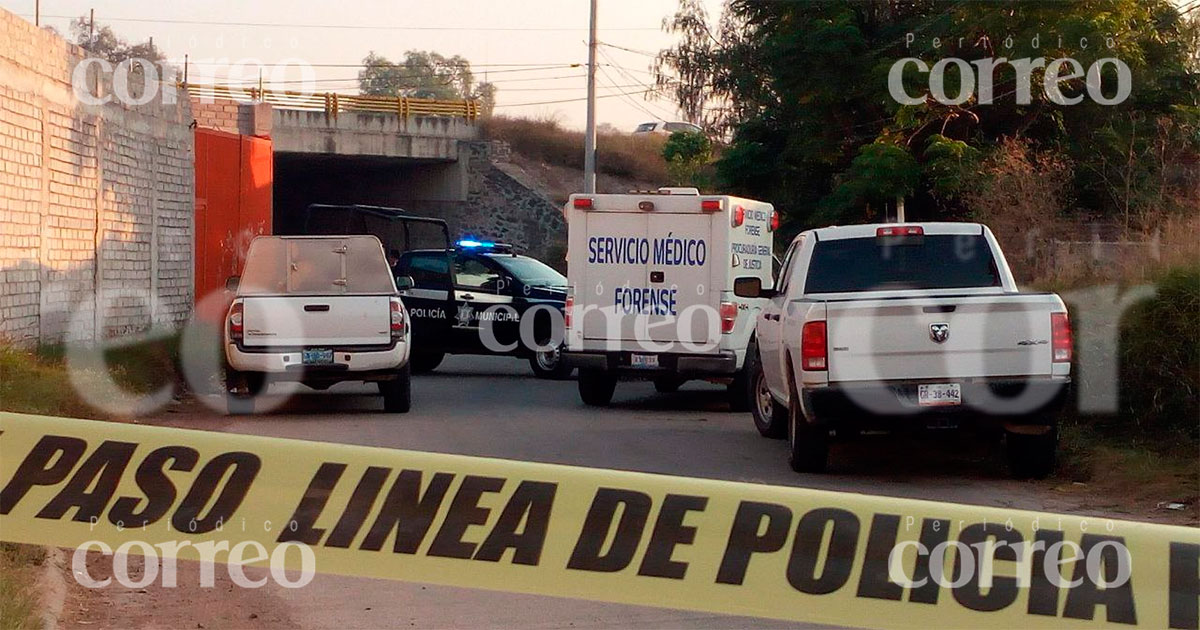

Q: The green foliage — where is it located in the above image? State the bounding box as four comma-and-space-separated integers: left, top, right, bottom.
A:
923, 134, 983, 199
358, 50, 485, 101
657, 0, 1199, 228
821, 143, 921, 220
662, 131, 713, 187
1118, 265, 1200, 441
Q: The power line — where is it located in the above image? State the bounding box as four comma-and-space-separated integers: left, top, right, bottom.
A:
495, 89, 655, 108
27, 13, 660, 32
179, 60, 580, 71
598, 42, 659, 57
596, 47, 678, 121
596, 64, 665, 121
213, 72, 591, 87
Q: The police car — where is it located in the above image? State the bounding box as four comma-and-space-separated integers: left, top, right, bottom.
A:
562, 188, 778, 408
394, 240, 572, 379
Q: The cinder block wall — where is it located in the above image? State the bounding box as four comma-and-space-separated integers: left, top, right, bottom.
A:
0, 8, 194, 346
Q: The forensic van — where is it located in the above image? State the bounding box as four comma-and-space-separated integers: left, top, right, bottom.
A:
562, 188, 778, 409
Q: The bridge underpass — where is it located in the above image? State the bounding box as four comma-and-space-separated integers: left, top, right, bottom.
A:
188, 89, 565, 259
269, 108, 475, 237
272, 152, 467, 236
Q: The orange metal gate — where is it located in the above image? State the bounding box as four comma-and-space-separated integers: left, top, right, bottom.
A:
194, 128, 273, 321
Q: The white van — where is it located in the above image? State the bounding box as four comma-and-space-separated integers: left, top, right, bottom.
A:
562, 188, 777, 408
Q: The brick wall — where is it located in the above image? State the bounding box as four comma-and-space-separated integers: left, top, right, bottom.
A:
190, 99, 272, 136
0, 8, 194, 346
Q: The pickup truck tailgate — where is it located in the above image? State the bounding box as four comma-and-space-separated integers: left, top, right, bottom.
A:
826, 295, 1059, 382
242, 296, 392, 347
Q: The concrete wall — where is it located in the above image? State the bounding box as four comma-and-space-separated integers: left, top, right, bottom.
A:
0, 8, 194, 346
272, 109, 474, 160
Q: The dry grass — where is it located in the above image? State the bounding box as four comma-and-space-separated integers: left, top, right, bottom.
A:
481, 116, 669, 184
0, 543, 46, 630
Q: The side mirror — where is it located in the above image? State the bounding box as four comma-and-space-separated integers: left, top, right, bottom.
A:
395, 275, 415, 291
734, 276, 776, 299
225, 276, 240, 292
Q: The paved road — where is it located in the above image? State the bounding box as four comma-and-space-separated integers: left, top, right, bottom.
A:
149, 355, 1109, 629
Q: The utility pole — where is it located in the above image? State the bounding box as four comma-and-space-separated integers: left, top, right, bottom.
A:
583, 0, 598, 194
89, 9, 95, 40
34, 0, 39, 26
896, 196, 906, 222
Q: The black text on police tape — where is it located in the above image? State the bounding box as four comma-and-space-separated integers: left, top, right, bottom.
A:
2, 436, 1198, 627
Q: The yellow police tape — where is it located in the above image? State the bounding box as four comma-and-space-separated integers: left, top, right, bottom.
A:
1, 412, 1197, 629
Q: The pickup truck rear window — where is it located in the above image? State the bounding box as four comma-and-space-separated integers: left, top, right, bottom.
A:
804, 234, 1001, 293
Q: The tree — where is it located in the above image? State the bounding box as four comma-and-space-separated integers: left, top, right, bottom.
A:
472, 82, 497, 117
70, 16, 165, 64
662, 130, 713, 186
657, 0, 1199, 231
358, 50, 483, 101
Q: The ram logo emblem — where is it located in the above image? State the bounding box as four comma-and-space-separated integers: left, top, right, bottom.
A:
929, 322, 950, 343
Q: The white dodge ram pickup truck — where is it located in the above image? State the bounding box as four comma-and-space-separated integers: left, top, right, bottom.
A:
740, 223, 1071, 478
224, 235, 412, 415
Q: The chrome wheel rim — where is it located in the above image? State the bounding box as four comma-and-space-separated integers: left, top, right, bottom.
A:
755, 371, 773, 421
536, 347, 560, 371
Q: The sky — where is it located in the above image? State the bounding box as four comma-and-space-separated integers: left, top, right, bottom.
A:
1, 0, 725, 130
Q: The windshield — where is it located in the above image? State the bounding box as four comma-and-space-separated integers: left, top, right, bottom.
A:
489, 255, 567, 287
805, 234, 1001, 293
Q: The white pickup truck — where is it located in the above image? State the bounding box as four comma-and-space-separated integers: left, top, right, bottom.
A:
739, 223, 1071, 478
223, 235, 412, 415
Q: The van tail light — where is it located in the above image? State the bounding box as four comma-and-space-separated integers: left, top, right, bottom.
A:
701, 199, 722, 212
720, 301, 737, 334
573, 197, 593, 210
732, 206, 745, 228
1051, 312, 1072, 363
390, 298, 407, 339
769, 212, 780, 232
801, 321, 827, 371
564, 296, 574, 330
228, 300, 244, 342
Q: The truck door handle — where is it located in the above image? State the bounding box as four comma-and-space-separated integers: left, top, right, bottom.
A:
304, 304, 330, 312
460, 293, 475, 301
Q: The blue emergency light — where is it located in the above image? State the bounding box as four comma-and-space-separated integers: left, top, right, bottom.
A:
456, 239, 496, 249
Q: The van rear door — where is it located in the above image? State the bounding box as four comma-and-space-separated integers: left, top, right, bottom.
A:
579, 206, 717, 346
645, 212, 718, 345
581, 211, 646, 342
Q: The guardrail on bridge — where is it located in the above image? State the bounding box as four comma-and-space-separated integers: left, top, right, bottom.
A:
182, 83, 481, 121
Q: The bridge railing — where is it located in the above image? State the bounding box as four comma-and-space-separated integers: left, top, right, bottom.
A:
182, 83, 481, 121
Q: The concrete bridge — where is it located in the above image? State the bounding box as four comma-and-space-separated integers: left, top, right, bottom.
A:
189, 93, 563, 256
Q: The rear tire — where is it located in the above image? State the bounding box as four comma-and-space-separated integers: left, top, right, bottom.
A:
1006, 427, 1057, 479
787, 382, 828, 473
224, 369, 264, 415
578, 369, 617, 407
749, 349, 787, 438
653, 376, 684, 393
726, 369, 751, 413
410, 351, 445, 374
380, 363, 412, 413
529, 345, 574, 380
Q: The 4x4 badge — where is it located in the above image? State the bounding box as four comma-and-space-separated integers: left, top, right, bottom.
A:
929, 322, 950, 343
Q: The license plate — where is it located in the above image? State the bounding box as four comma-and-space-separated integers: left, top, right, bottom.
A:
918, 383, 961, 406
302, 349, 334, 365
630, 354, 659, 369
